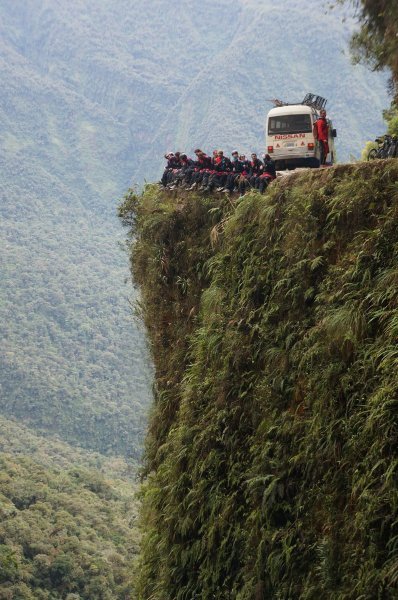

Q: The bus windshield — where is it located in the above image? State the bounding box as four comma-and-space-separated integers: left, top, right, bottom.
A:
268, 114, 312, 135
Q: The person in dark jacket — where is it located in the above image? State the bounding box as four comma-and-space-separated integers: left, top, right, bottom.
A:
188, 150, 212, 189
224, 151, 243, 192
236, 154, 251, 195
166, 152, 182, 186
161, 152, 180, 187
248, 153, 264, 188
169, 153, 194, 189
197, 150, 216, 190
256, 154, 276, 193
204, 150, 232, 192
263, 154, 276, 178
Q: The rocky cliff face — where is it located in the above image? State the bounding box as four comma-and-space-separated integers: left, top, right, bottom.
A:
120, 162, 398, 598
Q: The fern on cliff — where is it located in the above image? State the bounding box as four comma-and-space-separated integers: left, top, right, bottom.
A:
120, 163, 398, 599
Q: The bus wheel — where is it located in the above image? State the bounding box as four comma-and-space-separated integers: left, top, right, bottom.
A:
275, 160, 286, 170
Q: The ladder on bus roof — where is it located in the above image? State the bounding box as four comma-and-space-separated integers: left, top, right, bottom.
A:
301, 93, 327, 110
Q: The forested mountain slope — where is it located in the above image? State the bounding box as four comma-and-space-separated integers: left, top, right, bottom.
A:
0, 415, 137, 478
0, 452, 138, 599
0, 0, 155, 456
0, 0, 390, 453
0, 415, 140, 598
120, 161, 398, 598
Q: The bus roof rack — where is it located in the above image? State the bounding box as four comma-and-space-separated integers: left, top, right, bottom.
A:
267, 98, 288, 107
267, 94, 327, 110
301, 93, 327, 110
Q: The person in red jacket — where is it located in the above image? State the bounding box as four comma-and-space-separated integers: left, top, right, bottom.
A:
313, 109, 329, 165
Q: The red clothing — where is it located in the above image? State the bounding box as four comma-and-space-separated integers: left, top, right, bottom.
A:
320, 139, 329, 156
314, 117, 329, 142
314, 117, 329, 161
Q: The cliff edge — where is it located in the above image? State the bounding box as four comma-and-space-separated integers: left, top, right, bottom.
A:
119, 161, 398, 599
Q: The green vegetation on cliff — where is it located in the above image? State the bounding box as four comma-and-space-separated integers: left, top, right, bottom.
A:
120, 162, 398, 598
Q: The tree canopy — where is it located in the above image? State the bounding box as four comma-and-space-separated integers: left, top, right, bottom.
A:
0, 451, 139, 599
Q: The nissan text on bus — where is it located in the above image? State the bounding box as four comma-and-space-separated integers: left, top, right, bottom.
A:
266, 94, 337, 170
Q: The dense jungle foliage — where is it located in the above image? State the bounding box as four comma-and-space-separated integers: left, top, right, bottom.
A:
0, 448, 138, 599
119, 162, 398, 599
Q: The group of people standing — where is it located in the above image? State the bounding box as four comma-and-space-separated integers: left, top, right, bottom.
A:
160, 149, 277, 195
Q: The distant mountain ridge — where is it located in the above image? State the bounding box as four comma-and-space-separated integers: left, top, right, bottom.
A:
0, 0, 390, 459
0, 1, 389, 183
140, 1, 389, 179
